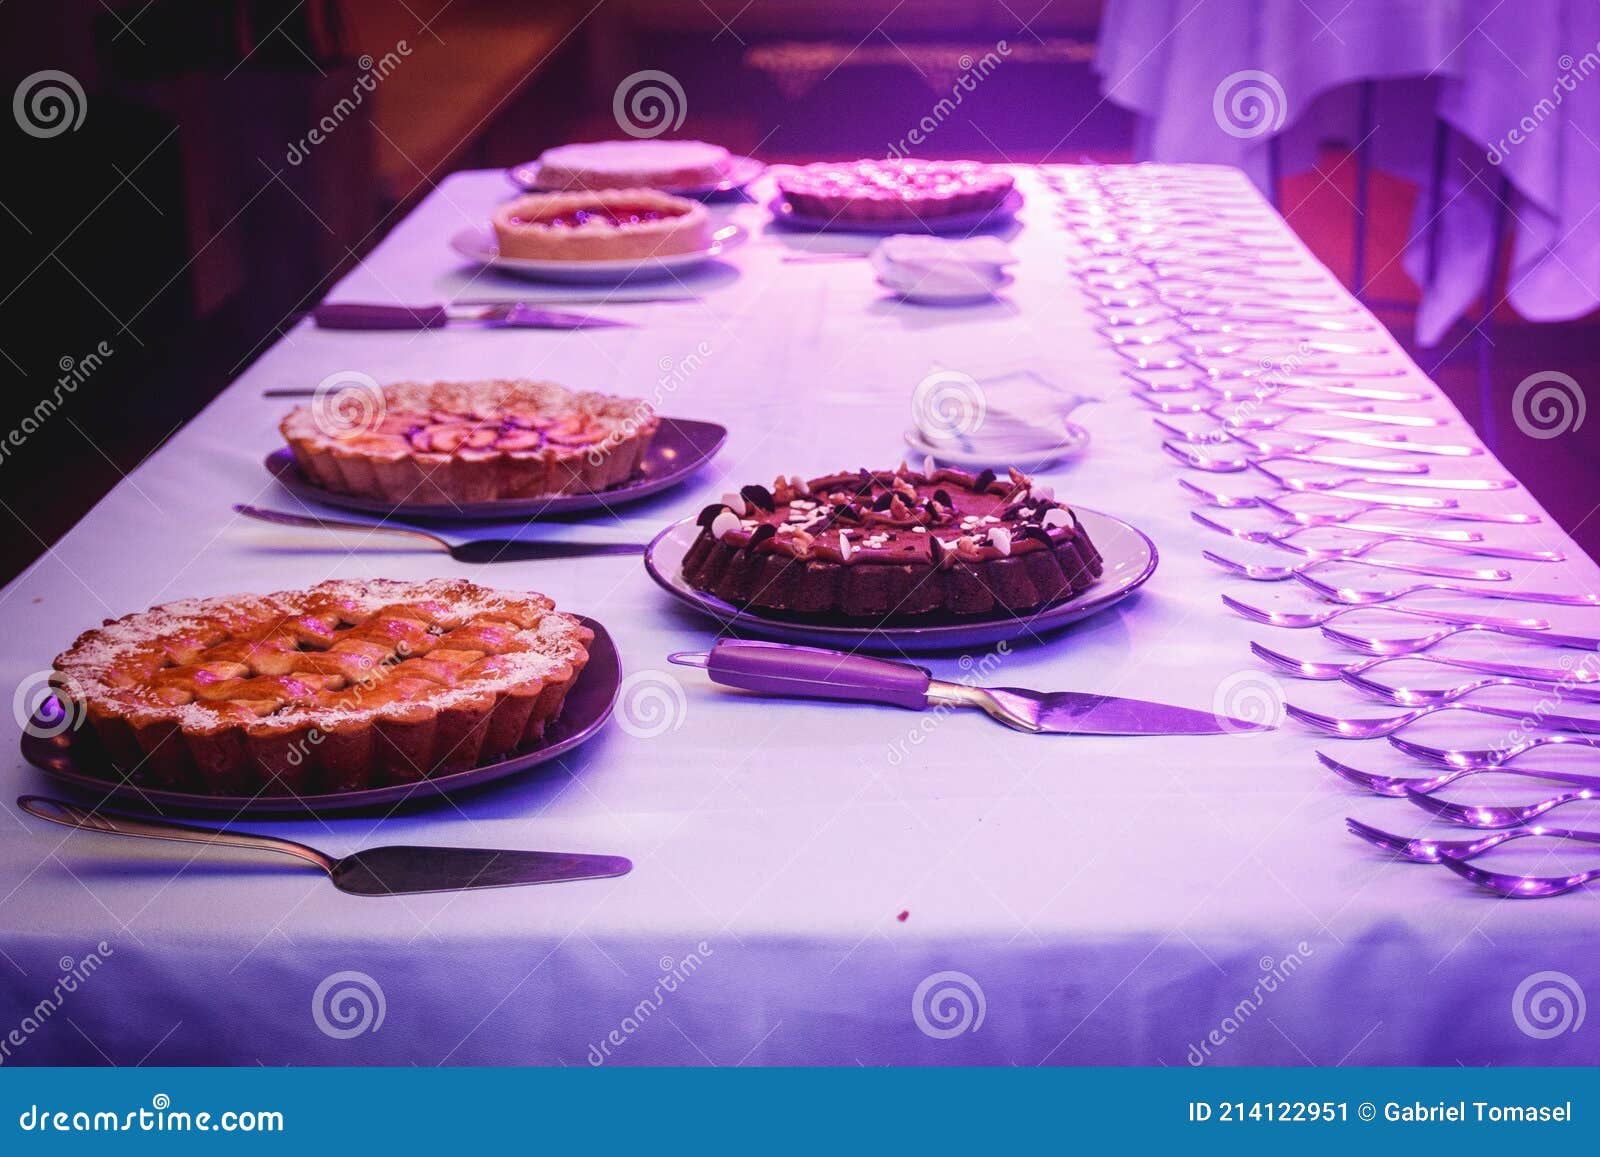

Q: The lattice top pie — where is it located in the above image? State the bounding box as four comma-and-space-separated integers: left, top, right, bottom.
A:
777, 159, 1014, 223
53, 579, 593, 796
281, 379, 658, 505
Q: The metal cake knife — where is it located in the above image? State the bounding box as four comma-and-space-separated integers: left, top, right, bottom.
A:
669, 640, 1270, 735
19, 796, 631, 896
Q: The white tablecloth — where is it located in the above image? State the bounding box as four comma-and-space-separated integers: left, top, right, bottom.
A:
1095, 0, 1600, 344
1, 168, 1596, 1067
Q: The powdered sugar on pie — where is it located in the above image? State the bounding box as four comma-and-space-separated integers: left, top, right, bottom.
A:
53, 579, 594, 795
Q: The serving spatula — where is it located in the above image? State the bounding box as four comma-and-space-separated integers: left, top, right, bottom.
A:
311, 301, 632, 331
233, 504, 644, 562
19, 796, 631, 896
668, 640, 1270, 735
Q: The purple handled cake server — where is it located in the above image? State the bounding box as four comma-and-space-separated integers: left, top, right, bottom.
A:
312, 301, 632, 331
667, 640, 1269, 735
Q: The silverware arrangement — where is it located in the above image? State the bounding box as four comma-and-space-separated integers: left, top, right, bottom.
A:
1050, 164, 1600, 898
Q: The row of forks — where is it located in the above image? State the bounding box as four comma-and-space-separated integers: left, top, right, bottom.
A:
1050, 164, 1600, 898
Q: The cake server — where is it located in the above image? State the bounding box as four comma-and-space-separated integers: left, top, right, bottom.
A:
667, 640, 1269, 735
18, 796, 631, 897
311, 302, 631, 330
233, 504, 644, 562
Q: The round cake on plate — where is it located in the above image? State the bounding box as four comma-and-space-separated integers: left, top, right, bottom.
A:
280, 379, 657, 505
533, 139, 733, 191
777, 159, 1014, 224
52, 579, 593, 796
680, 464, 1102, 618
491, 188, 713, 261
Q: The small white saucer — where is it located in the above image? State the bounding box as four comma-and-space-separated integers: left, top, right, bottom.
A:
903, 420, 1091, 472
879, 271, 1014, 305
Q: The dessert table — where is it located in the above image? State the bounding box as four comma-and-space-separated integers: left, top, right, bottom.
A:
1, 166, 1595, 1067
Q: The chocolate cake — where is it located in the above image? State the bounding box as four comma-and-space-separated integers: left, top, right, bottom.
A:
680, 464, 1102, 618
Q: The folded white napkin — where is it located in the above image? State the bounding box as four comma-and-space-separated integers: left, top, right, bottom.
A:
871, 235, 1016, 300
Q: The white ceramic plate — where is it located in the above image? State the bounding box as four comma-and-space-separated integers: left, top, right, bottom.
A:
450, 223, 747, 283
879, 271, 1014, 305
507, 154, 766, 197
902, 421, 1091, 471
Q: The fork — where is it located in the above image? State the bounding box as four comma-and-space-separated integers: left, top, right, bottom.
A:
1253, 494, 1536, 527
1392, 733, 1600, 770
1141, 392, 1378, 418
1164, 442, 1430, 476
1318, 751, 1600, 796
1320, 619, 1596, 656
1344, 816, 1600, 863
1245, 461, 1512, 493
1157, 420, 1458, 456
1288, 700, 1600, 740
1201, 379, 1429, 403
1196, 512, 1555, 560
1250, 641, 1592, 685
1220, 594, 1544, 632
1192, 511, 1482, 549
1292, 571, 1599, 607
1178, 477, 1455, 511
1205, 549, 1509, 583
1340, 666, 1600, 707
1404, 784, 1600, 829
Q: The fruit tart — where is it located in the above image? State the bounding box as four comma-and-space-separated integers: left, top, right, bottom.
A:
491, 188, 712, 261
680, 464, 1102, 618
777, 159, 1014, 224
280, 379, 657, 505
51, 579, 593, 796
